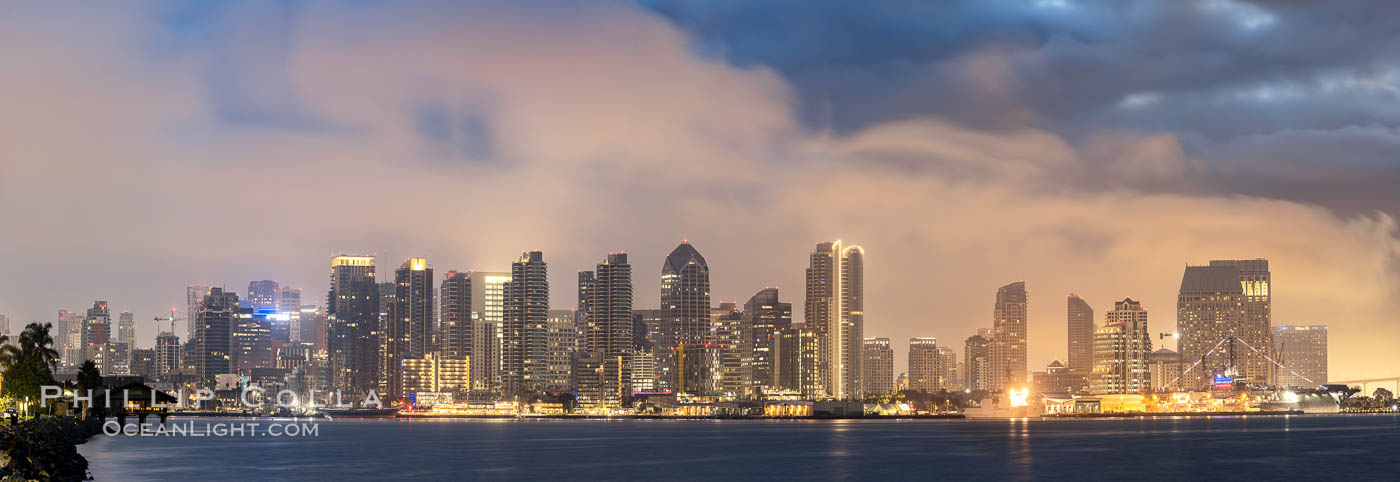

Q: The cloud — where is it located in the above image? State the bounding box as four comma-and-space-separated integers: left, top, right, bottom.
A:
0, 0, 1396, 378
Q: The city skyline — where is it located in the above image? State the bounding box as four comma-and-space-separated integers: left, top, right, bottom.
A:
2, 1, 1398, 381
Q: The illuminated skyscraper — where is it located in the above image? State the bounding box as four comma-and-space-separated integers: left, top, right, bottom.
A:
1176, 259, 1271, 388
327, 255, 379, 395
744, 288, 792, 393
1090, 298, 1152, 394
502, 251, 549, 395
863, 337, 894, 396
232, 307, 272, 372
248, 280, 280, 312
470, 271, 509, 390
661, 241, 709, 392
963, 330, 993, 391
1148, 348, 1184, 392
908, 337, 939, 393
279, 286, 301, 314
1066, 294, 1094, 390
710, 303, 746, 394
381, 258, 433, 401
990, 281, 1028, 391
1272, 325, 1327, 388
776, 325, 827, 398
439, 271, 472, 360
545, 309, 576, 392
805, 241, 864, 399
195, 288, 238, 379
82, 301, 111, 369
117, 310, 135, 344
156, 330, 181, 376
583, 253, 632, 405
937, 347, 959, 390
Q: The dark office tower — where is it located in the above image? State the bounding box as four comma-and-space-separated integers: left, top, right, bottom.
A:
195, 288, 239, 380
233, 307, 272, 372
661, 241, 710, 350
248, 280, 280, 311
279, 286, 301, 313
991, 281, 1028, 391
744, 288, 792, 393
585, 253, 633, 405
82, 301, 112, 368
964, 330, 993, 391
1177, 259, 1272, 387
805, 241, 865, 399
502, 251, 549, 396
380, 258, 433, 401
440, 270, 472, 360
327, 255, 379, 396
1067, 294, 1094, 391
156, 331, 181, 376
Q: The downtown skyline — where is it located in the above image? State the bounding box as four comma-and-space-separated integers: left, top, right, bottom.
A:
2, 1, 1398, 381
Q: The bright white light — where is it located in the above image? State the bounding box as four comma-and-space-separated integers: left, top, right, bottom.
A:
1009, 388, 1030, 408
1282, 391, 1299, 404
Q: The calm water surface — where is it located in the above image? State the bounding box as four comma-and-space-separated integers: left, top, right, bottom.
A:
79, 415, 1400, 480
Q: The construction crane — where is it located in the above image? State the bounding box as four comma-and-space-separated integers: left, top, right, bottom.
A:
153, 308, 187, 334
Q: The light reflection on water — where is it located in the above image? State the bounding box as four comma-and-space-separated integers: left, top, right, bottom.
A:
80, 414, 1400, 480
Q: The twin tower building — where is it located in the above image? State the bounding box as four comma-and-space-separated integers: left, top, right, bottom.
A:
322, 240, 866, 406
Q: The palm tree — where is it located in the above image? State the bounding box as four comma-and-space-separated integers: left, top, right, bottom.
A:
16, 323, 60, 371
76, 360, 102, 420
0, 333, 13, 370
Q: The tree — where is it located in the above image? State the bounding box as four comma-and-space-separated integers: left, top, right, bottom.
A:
0, 323, 60, 414
76, 360, 103, 420
1374, 387, 1394, 403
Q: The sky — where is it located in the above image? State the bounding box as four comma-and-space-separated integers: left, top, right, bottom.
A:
1, 0, 1397, 378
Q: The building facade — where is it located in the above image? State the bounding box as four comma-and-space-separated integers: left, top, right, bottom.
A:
1272, 325, 1327, 388
327, 255, 379, 395
1067, 294, 1094, 391
1090, 298, 1152, 395
745, 288, 792, 394
502, 251, 549, 396
661, 242, 709, 393
1177, 259, 1271, 388
862, 338, 894, 396
804, 241, 864, 399
908, 337, 939, 393
991, 282, 1028, 391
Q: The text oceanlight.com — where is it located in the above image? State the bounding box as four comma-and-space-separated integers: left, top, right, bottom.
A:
103, 421, 320, 437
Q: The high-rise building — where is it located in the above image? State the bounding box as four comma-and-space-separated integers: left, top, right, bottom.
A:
118, 310, 135, 344
1177, 259, 1271, 388
545, 309, 576, 392
631, 308, 665, 393
964, 330, 993, 391
278, 286, 301, 313
82, 301, 111, 368
470, 271, 509, 391
1272, 325, 1328, 388
908, 337, 939, 393
661, 241, 709, 392
195, 288, 238, 379
187, 285, 211, 340
299, 305, 324, 353
439, 271, 472, 360
1090, 298, 1152, 395
400, 353, 471, 401
710, 303, 747, 395
156, 331, 181, 376
130, 348, 155, 380
776, 325, 827, 398
105, 341, 131, 375
502, 251, 549, 396
805, 241, 864, 399
582, 253, 632, 405
1067, 294, 1094, 390
862, 338, 894, 396
327, 255, 379, 395
248, 280, 280, 312
1148, 348, 1184, 392
381, 258, 434, 402
56, 310, 83, 366
745, 288, 792, 394
233, 308, 273, 372
937, 347, 959, 390
991, 281, 1028, 391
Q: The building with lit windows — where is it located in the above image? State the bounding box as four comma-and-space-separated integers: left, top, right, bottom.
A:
710, 303, 747, 395
991, 281, 1028, 391
937, 346, 959, 390
1148, 348, 1183, 392
1177, 259, 1271, 388
1272, 325, 1327, 388
776, 325, 827, 399
401, 353, 471, 401
440, 270, 472, 361
155, 330, 181, 376
248, 280, 280, 312
805, 241, 864, 399
964, 330, 993, 391
502, 251, 549, 396
1090, 298, 1152, 395
327, 255, 379, 395
862, 338, 894, 396
908, 337, 939, 393
545, 309, 576, 392
661, 241, 709, 393
579, 253, 632, 405
470, 271, 509, 390
1067, 294, 1094, 391
196, 289, 239, 380
745, 288, 791, 394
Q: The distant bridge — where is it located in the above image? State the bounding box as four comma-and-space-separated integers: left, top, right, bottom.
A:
1330, 376, 1400, 396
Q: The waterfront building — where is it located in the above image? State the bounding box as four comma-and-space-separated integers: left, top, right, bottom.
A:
383, 258, 434, 402
661, 241, 710, 392
401, 353, 471, 401
776, 325, 827, 399
1148, 348, 1184, 392
1272, 325, 1328, 388
502, 251, 549, 396
545, 309, 576, 392
710, 303, 747, 395
862, 338, 894, 396
1090, 298, 1152, 395
632, 308, 665, 391
327, 255, 379, 395
1067, 294, 1094, 391
963, 330, 993, 391
470, 271, 510, 390
908, 337, 939, 393
439, 271, 472, 360
745, 288, 792, 394
582, 253, 633, 405
805, 241, 864, 399
991, 281, 1028, 391
232, 307, 273, 373
196, 288, 239, 379
1177, 259, 1272, 388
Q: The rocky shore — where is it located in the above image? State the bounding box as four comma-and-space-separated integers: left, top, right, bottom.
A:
0, 417, 99, 481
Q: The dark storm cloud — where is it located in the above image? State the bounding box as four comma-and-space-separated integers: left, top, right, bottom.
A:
643, 0, 1400, 214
